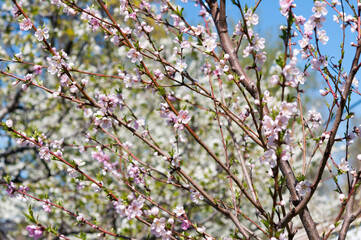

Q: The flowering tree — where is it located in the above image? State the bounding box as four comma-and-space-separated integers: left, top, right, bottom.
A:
1, 0, 361, 239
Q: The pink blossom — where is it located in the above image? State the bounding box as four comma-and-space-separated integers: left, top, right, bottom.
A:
244, 9, 259, 26
77, 213, 85, 222
298, 35, 310, 48
154, 69, 165, 80
34, 27, 49, 41
12, 3, 22, 18
255, 51, 267, 66
295, 15, 306, 25
339, 158, 350, 172
280, 0, 294, 16
202, 36, 217, 52
97, 93, 120, 112
125, 199, 144, 219
110, 35, 121, 45
13, 52, 23, 61
6, 182, 16, 197
150, 207, 159, 215
91, 150, 116, 170
134, 118, 145, 130
308, 15, 326, 29
50, 0, 61, 6
161, 230, 172, 240
39, 146, 51, 162
16, 185, 29, 202
127, 164, 139, 178
24, 73, 33, 82
5, 119, 13, 128
127, 49, 143, 63
84, 108, 93, 118
141, 21, 154, 33
263, 90, 273, 103
94, 113, 113, 129
42, 200, 52, 213
114, 201, 127, 217
199, 7, 208, 17
160, 3, 169, 13
312, 1, 328, 18
67, 168, 78, 178
74, 158, 85, 167
296, 181, 312, 197
91, 182, 102, 192
252, 34, 266, 51
283, 63, 300, 81
243, 45, 253, 58
190, 190, 204, 203
175, 59, 188, 72
274, 114, 290, 131
81, 6, 100, 20
262, 115, 275, 136
26, 225, 44, 240
295, 72, 308, 85
279, 101, 297, 117
173, 205, 185, 217
33, 65, 43, 75
151, 218, 166, 237
177, 110, 191, 125
317, 30, 329, 44
19, 18, 32, 31
76, 181, 85, 190
319, 89, 330, 96
128, 12, 137, 21
181, 219, 191, 230
89, 18, 100, 31
270, 75, 279, 86
197, 226, 206, 233
191, 25, 204, 35
140, 1, 151, 11
259, 149, 277, 168
308, 110, 322, 128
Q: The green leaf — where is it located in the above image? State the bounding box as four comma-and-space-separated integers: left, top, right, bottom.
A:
296, 174, 305, 182
75, 230, 87, 240
345, 112, 354, 120
4, 175, 11, 184
23, 205, 37, 224
260, 219, 270, 228
174, 6, 184, 18
158, 86, 166, 97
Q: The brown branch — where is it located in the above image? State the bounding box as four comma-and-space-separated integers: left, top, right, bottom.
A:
278, 37, 361, 236
204, 0, 258, 99
338, 173, 361, 240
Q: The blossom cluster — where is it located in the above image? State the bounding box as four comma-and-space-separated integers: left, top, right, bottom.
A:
3, 0, 361, 239
114, 195, 144, 220
127, 163, 145, 184
234, 8, 267, 68
5, 181, 29, 202
26, 225, 44, 240
92, 149, 117, 171
160, 104, 191, 130
260, 101, 298, 168
83, 93, 124, 129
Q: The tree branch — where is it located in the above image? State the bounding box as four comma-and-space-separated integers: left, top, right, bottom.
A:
204, 0, 259, 99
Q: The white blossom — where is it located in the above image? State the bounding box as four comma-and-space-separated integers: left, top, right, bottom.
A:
296, 181, 312, 197
34, 27, 49, 41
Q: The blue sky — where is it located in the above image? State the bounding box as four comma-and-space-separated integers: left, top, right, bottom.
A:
178, 0, 356, 74
178, 0, 361, 123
